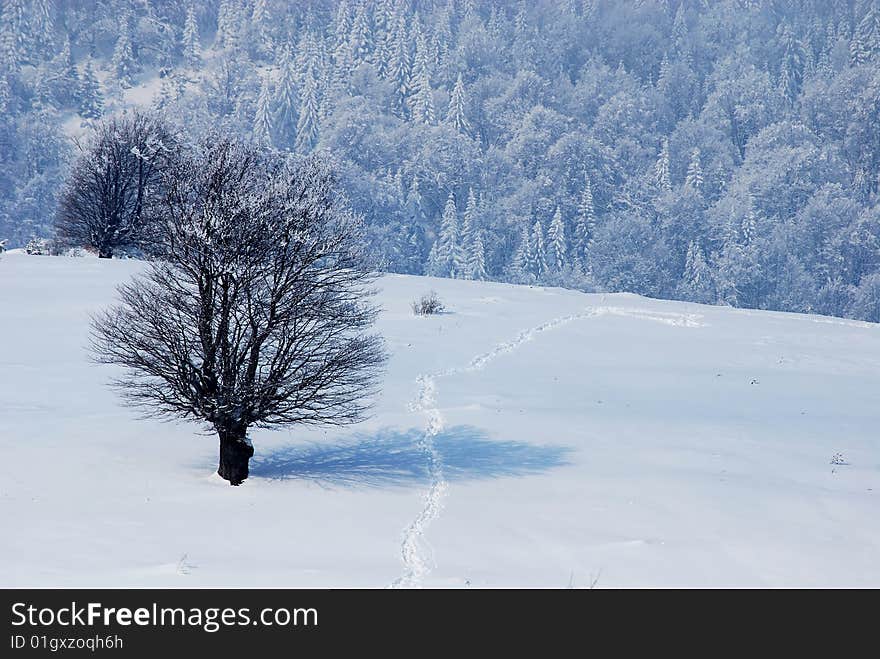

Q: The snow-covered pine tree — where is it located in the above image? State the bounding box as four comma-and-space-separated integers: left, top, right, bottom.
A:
410, 68, 435, 125
216, 0, 242, 51
349, 1, 374, 65
111, 17, 136, 89
469, 230, 488, 281
371, 0, 392, 70
0, 75, 10, 114
78, 58, 103, 119
445, 72, 470, 135
850, 4, 880, 65
251, 0, 272, 54
457, 187, 478, 277
52, 36, 80, 108
273, 48, 298, 149
530, 219, 547, 277
183, 5, 201, 68
681, 240, 715, 302
333, 0, 353, 52
779, 29, 806, 104
513, 222, 533, 278
253, 73, 273, 145
741, 198, 758, 246
386, 13, 410, 116
548, 206, 566, 272
671, 3, 689, 58
574, 175, 597, 266
654, 138, 672, 193
0, 0, 27, 73
429, 192, 459, 278
404, 175, 426, 230
685, 147, 703, 192
29, 0, 53, 60
295, 66, 320, 152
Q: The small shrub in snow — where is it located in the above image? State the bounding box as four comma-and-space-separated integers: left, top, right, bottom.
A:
412, 291, 444, 316
25, 238, 52, 256
830, 452, 847, 466
0, 239, 7, 256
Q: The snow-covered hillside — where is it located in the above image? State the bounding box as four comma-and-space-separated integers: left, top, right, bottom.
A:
1, 252, 878, 587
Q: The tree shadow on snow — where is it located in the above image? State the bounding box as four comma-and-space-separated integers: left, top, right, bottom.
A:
250, 426, 572, 488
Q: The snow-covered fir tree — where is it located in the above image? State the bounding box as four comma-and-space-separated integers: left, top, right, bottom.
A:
548, 206, 567, 272
428, 192, 460, 278
110, 16, 136, 89
530, 219, 547, 277
513, 223, 533, 279
183, 5, 201, 69
295, 67, 321, 152
273, 48, 298, 149
409, 68, 435, 124
457, 187, 478, 277
685, 148, 703, 192
654, 138, 672, 193
469, 230, 488, 281
445, 72, 469, 135
78, 58, 103, 119
253, 73, 273, 145
574, 175, 597, 267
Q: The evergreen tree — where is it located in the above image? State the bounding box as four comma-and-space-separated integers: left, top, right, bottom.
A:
30, 0, 53, 60
530, 219, 547, 277
654, 138, 672, 193
183, 5, 201, 68
51, 36, 80, 107
216, 0, 241, 51
457, 187, 478, 277
429, 192, 459, 278
251, 0, 272, 54
445, 72, 470, 135
78, 58, 103, 119
349, 1, 374, 65
685, 147, 703, 192
410, 68, 435, 125
273, 48, 298, 149
513, 223, 533, 278
0, 0, 27, 73
253, 74, 273, 145
850, 4, 880, 65
741, 199, 758, 247
574, 175, 597, 265
386, 13, 410, 116
469, 230, 488, 281
681, 240, 715, 302
295, 67, 320, 152
779, 29, 806, 104
548, 206, 567, 271
111, 17, 136, 89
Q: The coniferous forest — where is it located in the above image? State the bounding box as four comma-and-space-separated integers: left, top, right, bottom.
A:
2, 0, 880, 320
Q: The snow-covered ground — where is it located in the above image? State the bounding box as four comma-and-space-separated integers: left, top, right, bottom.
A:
1, 251, 878, 587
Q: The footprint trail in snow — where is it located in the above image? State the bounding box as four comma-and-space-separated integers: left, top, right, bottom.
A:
390, 304, 704, 588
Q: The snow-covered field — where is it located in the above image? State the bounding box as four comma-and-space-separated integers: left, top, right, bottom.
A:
1, 251, 878, 587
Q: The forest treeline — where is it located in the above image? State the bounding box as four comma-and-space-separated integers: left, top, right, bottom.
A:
2, 1, 880, 320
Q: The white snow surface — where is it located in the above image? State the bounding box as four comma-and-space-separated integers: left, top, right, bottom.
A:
0, 252, 878, 587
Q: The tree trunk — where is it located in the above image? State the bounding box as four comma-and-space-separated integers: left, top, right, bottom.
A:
217, 429, 254, 486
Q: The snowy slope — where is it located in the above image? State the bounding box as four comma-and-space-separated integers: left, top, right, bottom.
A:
0, 252, 878, 587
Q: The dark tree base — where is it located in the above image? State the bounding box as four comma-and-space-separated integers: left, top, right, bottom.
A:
217, 432, 254, 486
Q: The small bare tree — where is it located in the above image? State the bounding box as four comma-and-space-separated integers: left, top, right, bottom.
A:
55, 111, 175, 258
92, 139, 387, 485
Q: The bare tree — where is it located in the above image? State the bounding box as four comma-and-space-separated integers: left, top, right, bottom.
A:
91, 139, 387, 485
55, 111, 175, 258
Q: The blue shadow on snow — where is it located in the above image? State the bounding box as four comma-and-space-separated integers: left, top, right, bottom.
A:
250, 425, 572, 488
